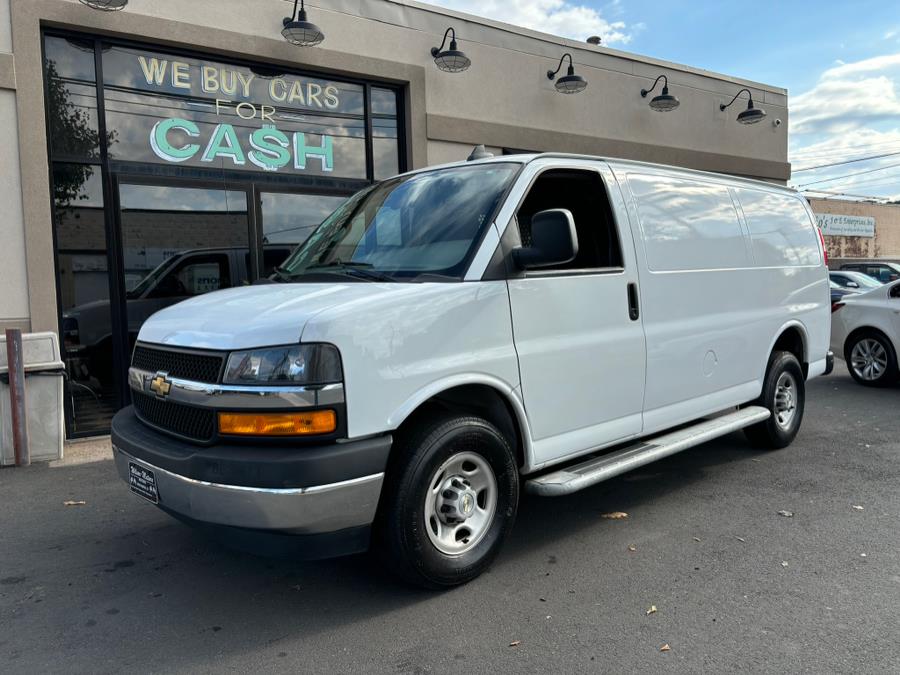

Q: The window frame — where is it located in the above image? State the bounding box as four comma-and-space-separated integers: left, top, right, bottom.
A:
505, 164, 626, 279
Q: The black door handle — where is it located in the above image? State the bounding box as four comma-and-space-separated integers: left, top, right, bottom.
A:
627, 282, 640, 321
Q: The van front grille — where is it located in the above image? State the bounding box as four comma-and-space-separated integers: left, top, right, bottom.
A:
132, 345, 224, 384
132, 390, 215, 442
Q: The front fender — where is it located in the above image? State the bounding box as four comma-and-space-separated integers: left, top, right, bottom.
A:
386, 374, 536, 472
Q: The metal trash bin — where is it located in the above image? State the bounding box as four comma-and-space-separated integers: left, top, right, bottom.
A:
1, 331, 65, 465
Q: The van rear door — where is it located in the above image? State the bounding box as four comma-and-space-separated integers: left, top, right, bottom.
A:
505, 162, 645, 468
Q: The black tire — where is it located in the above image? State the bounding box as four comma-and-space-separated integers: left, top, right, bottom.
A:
844, 329, 899, 388
375, 413, 519, 589
744, 351, 805, 450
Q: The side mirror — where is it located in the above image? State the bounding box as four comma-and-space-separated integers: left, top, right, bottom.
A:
513, 209, 579, 269
847, 281, 859, 288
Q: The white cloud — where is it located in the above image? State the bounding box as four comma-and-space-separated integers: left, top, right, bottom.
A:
790, 51, 900, 199
821, 53, 900, 79
422, 0, 635, 44
791, 74, 900, 135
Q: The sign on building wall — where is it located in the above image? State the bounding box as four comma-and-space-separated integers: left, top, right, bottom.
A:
100, 45, 373, 179
815, 213, 875, 238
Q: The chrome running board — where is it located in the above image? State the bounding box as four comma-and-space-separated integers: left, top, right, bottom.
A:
525, 406, 771, 497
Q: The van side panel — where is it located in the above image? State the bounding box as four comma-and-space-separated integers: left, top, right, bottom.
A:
735, 188, 831, 371
615, 168, 829, 436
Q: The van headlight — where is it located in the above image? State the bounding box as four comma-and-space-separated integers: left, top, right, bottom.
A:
223, 344, 342, 385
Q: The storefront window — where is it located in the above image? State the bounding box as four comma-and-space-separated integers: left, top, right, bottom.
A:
371, 87, 400, 180
44, 36, 101, 160
101, 45, 371, 179
260, 192, 348, 273
119, 184, 251, 354
44, 32, 405, 436
52, 164, 116, 436
370, 87, 398, 116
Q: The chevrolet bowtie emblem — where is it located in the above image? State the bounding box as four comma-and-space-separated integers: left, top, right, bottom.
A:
149, 372, 172, 398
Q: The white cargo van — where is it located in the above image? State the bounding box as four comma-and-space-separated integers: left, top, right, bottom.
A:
111, 153, 832, 587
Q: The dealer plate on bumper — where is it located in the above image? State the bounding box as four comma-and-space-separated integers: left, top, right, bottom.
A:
129, 461, 159, 504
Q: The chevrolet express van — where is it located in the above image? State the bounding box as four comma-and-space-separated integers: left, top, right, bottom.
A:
112, 153, 832, 588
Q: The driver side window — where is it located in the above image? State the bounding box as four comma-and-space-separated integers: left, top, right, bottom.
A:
515, 168, 623, 272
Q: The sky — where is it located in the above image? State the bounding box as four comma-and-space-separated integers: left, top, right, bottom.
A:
423, 0, 900, 201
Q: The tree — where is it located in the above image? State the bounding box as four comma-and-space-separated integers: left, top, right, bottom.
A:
45, 58, 115, 207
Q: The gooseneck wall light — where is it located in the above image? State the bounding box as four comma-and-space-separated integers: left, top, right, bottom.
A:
282, 0, 325, 47
641, 75, 680, 112
547, 53, 587, 94
720, 88, 767, 125
78, 0, 128, 9
431, 27, 471, 73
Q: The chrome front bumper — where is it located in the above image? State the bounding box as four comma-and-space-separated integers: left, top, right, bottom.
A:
113, 445, 384, 534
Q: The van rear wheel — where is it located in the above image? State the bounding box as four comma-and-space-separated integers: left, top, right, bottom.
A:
375, 413, 519, 589
744, 351, 805, 450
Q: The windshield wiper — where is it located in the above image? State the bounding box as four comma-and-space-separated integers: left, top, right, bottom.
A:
269, 266, 293, 283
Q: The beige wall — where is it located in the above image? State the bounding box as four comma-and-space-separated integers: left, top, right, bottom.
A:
3, 0, 791, 336
0, 0, 28, 333
0, 0, 10, 51
807, 198, 900, 262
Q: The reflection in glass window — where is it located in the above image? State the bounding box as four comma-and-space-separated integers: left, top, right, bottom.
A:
629, 174, 750, 272
101, 45, 369, 178
373, 117, 400, 180
44, 36, 101, 159
119, 185, 249, 295
735, 189, 821, 267
261, 192, 348, 249
279, 163, 519, 280
146, 254, 231, 298
370, 87, 398, 116
52, 163, 116, 435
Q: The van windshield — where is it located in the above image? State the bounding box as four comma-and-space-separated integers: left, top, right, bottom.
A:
274, 163, 520, 282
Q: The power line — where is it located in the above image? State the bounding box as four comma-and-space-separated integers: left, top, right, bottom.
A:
795, 160, 900, 188
792, 149, 900, 172
791, 138, 900, 158
790, 143, 900, 166
820, 173, 900, 191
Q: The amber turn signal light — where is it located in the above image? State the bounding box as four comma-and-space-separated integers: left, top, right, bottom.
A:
218, 410, 337, 436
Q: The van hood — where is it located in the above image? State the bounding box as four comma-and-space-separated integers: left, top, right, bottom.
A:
137, 282, 404, 350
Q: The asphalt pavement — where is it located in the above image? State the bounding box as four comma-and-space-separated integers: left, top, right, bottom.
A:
2, 361, 899, 673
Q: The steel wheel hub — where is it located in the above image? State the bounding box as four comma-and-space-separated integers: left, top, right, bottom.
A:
851, 338, 888, 381
436, 476, 479, 524
773, 371, 797, 429
424, 452, 497, 556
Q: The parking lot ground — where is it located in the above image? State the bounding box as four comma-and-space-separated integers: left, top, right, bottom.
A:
2, 361, 900, 674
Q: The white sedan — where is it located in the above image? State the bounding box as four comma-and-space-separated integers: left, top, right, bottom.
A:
831, 279, 900, 386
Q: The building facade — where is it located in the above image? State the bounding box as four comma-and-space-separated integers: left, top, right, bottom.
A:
807, 198, 900, 265
0, 0, 790, 435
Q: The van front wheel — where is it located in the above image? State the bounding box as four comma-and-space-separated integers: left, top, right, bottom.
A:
744, 351, 805, 450
376, 413, 519, 589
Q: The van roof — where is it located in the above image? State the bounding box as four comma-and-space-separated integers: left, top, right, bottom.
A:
410, 152, 798, 196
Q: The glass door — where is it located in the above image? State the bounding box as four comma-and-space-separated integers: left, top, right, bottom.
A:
115, 180, 253, 390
